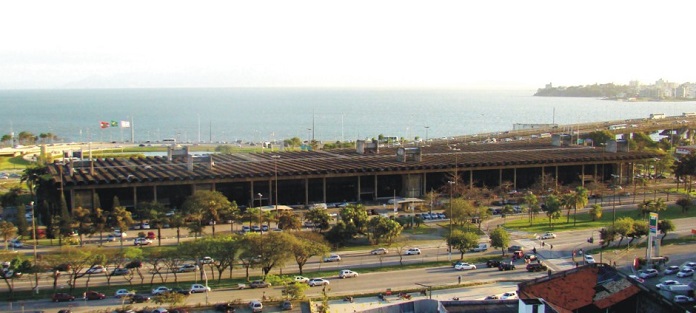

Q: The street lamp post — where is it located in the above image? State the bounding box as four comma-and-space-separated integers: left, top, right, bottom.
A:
447, 180, 455, 261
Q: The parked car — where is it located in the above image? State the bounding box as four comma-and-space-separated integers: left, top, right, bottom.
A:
249, 280, 271, 288
249, 300, 263, 313
52, 293, 75, 302
294, 276, 309, 283
454, 263, 477, 270
190, 284, 211, 293
673, 295, 695, 303
371, 248, 388, 255
638, 269, 659, 279
526, 263, 548, 272
499, 263, 515, 271
508, 245, 523, 252
628, 275, 645, 283
323, 254, 341, 262
115, 289, 135, 298
584, 255, 595, 264
486, 260, 501, 268
200, 256, 214, 264
85, 290, 106, 300
405, 248, 421, 255
339, 269, 358, 278
177, 264, 199, 273
134, 238, 153, 246
656, 280, 681, 289
280, 300, 293, 310
676, 268, 694, 277
147, 231, 156, 239
151, 286, 171, 295
128, 294, 151, 303
308, 278, 330, 286
111, 268, 130, 276
501, 291, 518, 300
86, 265, 105, 274
664, 265, 680, 275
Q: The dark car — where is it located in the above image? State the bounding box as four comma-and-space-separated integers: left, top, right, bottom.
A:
85, 290, 106, 300
280, 300, 293, 310
526, 263, 548, 272
508, 245, 523, 253
214, 303, 236, 312
171, 287, 192, 295
486, 260, 501, 268
499, 263, 516, 271
111, 268, 130, 276
52, 293, 75, 302
128, 294, 151, 303
57, 310, 73, 313
249, 280, 271, 288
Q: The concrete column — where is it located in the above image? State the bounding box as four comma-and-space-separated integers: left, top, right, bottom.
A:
304, 178, 309, 205
153, 186, 158, 203
581, 165, 585, 187
499, 169, 503, 188
374, 175, 379, 199
469, 171, 473, 188
322, 177, 327, 203
133, 186, 137, 210
513, 168, 517, 190
357, 177, 361, 202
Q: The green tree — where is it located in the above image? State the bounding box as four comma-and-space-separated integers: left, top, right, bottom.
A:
290, 232, 330, 275
153, 291, 186, 307
675, 197, 692, 214
447, 198, 477, 228
626, 222, 648, 247
570, 187, 589, 226
447, 230, 479, 259
182, 190, 237, 237
366, 216, 403, 245
15, 204, 28, 237
92, 208, 108, 243
613, 217, 634, 248
243, 232, 293, 280
657, 219, 675, 245
72, 207, 92, 246
169, 214, 186, 245
0, 222, 17, 250
489, 227, 510, 256
58, 195, 72, 246
584, 130, 615, 146
304, 208, 330, 232
339, 204, 369, 235
588, 204, 603, 221
523, 192, 540, 226
544, 195, 562, 228
324, 221, 353, 248
110, 206, 134, 247
277, 211, 302, 230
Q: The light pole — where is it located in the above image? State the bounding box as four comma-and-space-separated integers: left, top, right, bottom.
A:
257, 193, 263, 234
272, 155, 280, 211
447, 180, 455, 261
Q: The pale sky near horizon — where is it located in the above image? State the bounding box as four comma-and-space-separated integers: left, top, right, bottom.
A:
1, 0, 694, 89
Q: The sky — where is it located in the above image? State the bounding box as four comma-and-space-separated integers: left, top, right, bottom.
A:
1, 0, 695, 90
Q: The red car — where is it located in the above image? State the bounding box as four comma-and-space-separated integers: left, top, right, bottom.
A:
52, 293, 75, 302
85, 290, 106, 300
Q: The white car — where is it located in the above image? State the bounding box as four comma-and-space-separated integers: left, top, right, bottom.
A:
405, 248, 421, 255
200, 256, 214, 264
86, 265, 105, 274
454, 263, 477, 270
584, 255, 595, 264
371, 248, 388, 255
676, 268, 694, 277
500, 291, 518, 300
308, 278, 330, 286
540, 232, 556, 239
114, 289, 135, 298
151, 286, 171, 295
134, 238, 152, 246
628, 275, 645, 283
190, 283, 211, 293
656, 280, 680, 289
339, 269, 358, 278
294, 276, 309, 283
673, 295, 695, 303
323, 254, 341, 262
178, 264, 199, 273
249, 300, 263, 313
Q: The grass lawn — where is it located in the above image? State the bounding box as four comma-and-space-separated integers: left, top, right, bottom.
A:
0, 156, 30, 171
503, 203, 696, 234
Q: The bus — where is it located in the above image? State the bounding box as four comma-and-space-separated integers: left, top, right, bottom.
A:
162, 138, 176, 144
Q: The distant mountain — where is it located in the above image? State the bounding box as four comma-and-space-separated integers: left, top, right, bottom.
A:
534, 83, 633, 97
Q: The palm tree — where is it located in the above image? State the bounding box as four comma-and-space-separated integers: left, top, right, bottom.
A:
571, 187, 589, 226
0, 221, 17, 250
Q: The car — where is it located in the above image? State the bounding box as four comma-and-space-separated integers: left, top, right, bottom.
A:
261, 225, 269, 232
339, 269, 358, 278
141, 222, 151, 229
115, 289, 135, 298
508, 245, 523, 253
454, 263, 477, 270
57, 310, 72, 313
438, 213, 447, 219
526, 263, 548, 272
86, 265, 105, 274
676, 268, 694, 277
323, 254, 341, 262
249, 300, 263, 313
111, 268, 130, 276
628, 275, 645, 283
499, 263, 516, 271
684, 261, 696, 269
638, 269, 659, 279
178, 264, 199, 272
540, 232, 556, 239
200, 256, 214, 264
371, 248, 388, 255
213, 303, 236, 312
500, 291, 518, 300
664, 265, 680, 275
171, 287, 192, 295
106, 234, 116, 242
405, 248, 421, 255
294, 276, 309, 283
147, 232, 156, 239
280, 300, 293, 310
151, 286, 171, 295
656, 280, 681, 289
85, 290, 106, 300
52, 293, 75, 302
673, 295, 695, 303
152, 308, 169, 313
486, 260, 501, 268
190, 283, 211, 293
484, 295, 500, 300
134, 238, 153, 246
128, 294, 151, 303
513, 250, 524, 258
241, 226, 251, 233
249, 280, 271, 288
251, 225, 261, 232
525, 254, 538, 262
308, 278, 330, 286
584, 255, 595, 264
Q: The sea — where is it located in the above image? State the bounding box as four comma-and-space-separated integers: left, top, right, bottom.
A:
1, 88, 695, 144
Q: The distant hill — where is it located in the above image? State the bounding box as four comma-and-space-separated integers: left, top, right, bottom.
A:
534, 83, 633, 97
